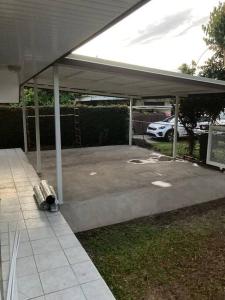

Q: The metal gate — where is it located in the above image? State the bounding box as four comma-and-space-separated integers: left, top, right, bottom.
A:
206, 125, 225, 169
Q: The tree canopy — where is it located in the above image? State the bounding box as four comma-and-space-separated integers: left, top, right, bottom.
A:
22, 87, 79, 106
202, 2, 225, 53
177, 2, 225, 156
179, 2, 225, 78
200, 50, 225, 79
178, 60, 197, 75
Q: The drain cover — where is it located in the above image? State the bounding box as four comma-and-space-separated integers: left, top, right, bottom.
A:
128, 159, 155, 164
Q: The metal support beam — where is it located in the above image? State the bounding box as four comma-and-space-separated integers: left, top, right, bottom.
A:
53, 65, 63, 204
34, 78, 41, 173
25, 82, 133, 99
129, 97, 133, 146
21, 87, 28, 154
173, 96, 180, 160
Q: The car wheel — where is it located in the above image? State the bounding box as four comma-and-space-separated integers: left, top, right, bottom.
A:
165, 130, 179, 142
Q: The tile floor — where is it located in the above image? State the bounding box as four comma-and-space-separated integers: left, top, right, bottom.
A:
0, 149, 115, 300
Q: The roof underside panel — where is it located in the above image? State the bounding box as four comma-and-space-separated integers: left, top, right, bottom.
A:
29, 55, 225, 98
0, 0, 149, 83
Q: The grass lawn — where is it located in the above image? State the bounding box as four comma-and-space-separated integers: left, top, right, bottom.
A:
77, 200, 225, 300
151, 139, 200, 160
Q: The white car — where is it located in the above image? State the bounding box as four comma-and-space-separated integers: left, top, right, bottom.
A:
194, 113, 225, 135
146, 116, 188, 142
147, 113, 225, 141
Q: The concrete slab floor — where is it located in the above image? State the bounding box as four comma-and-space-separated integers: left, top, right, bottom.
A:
27, 145, 225, 232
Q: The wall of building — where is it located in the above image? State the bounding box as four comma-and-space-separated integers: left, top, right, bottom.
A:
0, 68, 19, 103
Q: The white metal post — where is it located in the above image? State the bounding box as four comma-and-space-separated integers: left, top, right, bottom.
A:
21, 87, 28, 153
53, 65, 63, 204
206, 125, 212, 164
173, 95, 180, 160
34, 78, 41, 173
129, 97, 133, 146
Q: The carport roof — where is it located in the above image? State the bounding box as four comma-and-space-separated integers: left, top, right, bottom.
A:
27, 54, 225, 98
0, 0, 149, 84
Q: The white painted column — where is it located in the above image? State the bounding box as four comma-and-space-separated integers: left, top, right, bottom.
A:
53, 65, 63, 204
34, 78, 41, 173
129, 97, 133, 146
173, 95, 180, 160
21, 87, 28, 153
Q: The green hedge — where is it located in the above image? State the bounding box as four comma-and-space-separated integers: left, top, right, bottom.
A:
26, 106, 74, 149
79, 106, 128, 146
0, 105, 128, 149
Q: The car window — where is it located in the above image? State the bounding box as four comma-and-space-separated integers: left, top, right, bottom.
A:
198, 116, 210, 122
163, 116, 174, 123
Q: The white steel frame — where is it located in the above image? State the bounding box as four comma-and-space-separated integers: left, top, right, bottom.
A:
53, 65, 63, 204
26, 52, 225, 205
22, 54, 225, 203
129, 97, 133, 146
22, 68, 64, 204
21, 87, 28, 154
34, 78, 41, 174
173, 96, 180, 160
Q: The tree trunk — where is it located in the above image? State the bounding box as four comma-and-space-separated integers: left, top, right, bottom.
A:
187, 130, 195, 156
178, 114, 196, 157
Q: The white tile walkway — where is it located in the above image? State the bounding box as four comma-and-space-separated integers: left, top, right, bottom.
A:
0, 149, 115, 300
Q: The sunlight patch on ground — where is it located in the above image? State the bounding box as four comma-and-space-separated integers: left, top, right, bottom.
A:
151, 181, 172, 187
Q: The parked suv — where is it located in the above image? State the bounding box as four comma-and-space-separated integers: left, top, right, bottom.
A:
146, 116, 188, 141
147, 113, 225, 141
194, 113, 225, 135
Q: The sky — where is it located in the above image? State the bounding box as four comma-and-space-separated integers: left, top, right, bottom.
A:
74, 0, 221, 72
